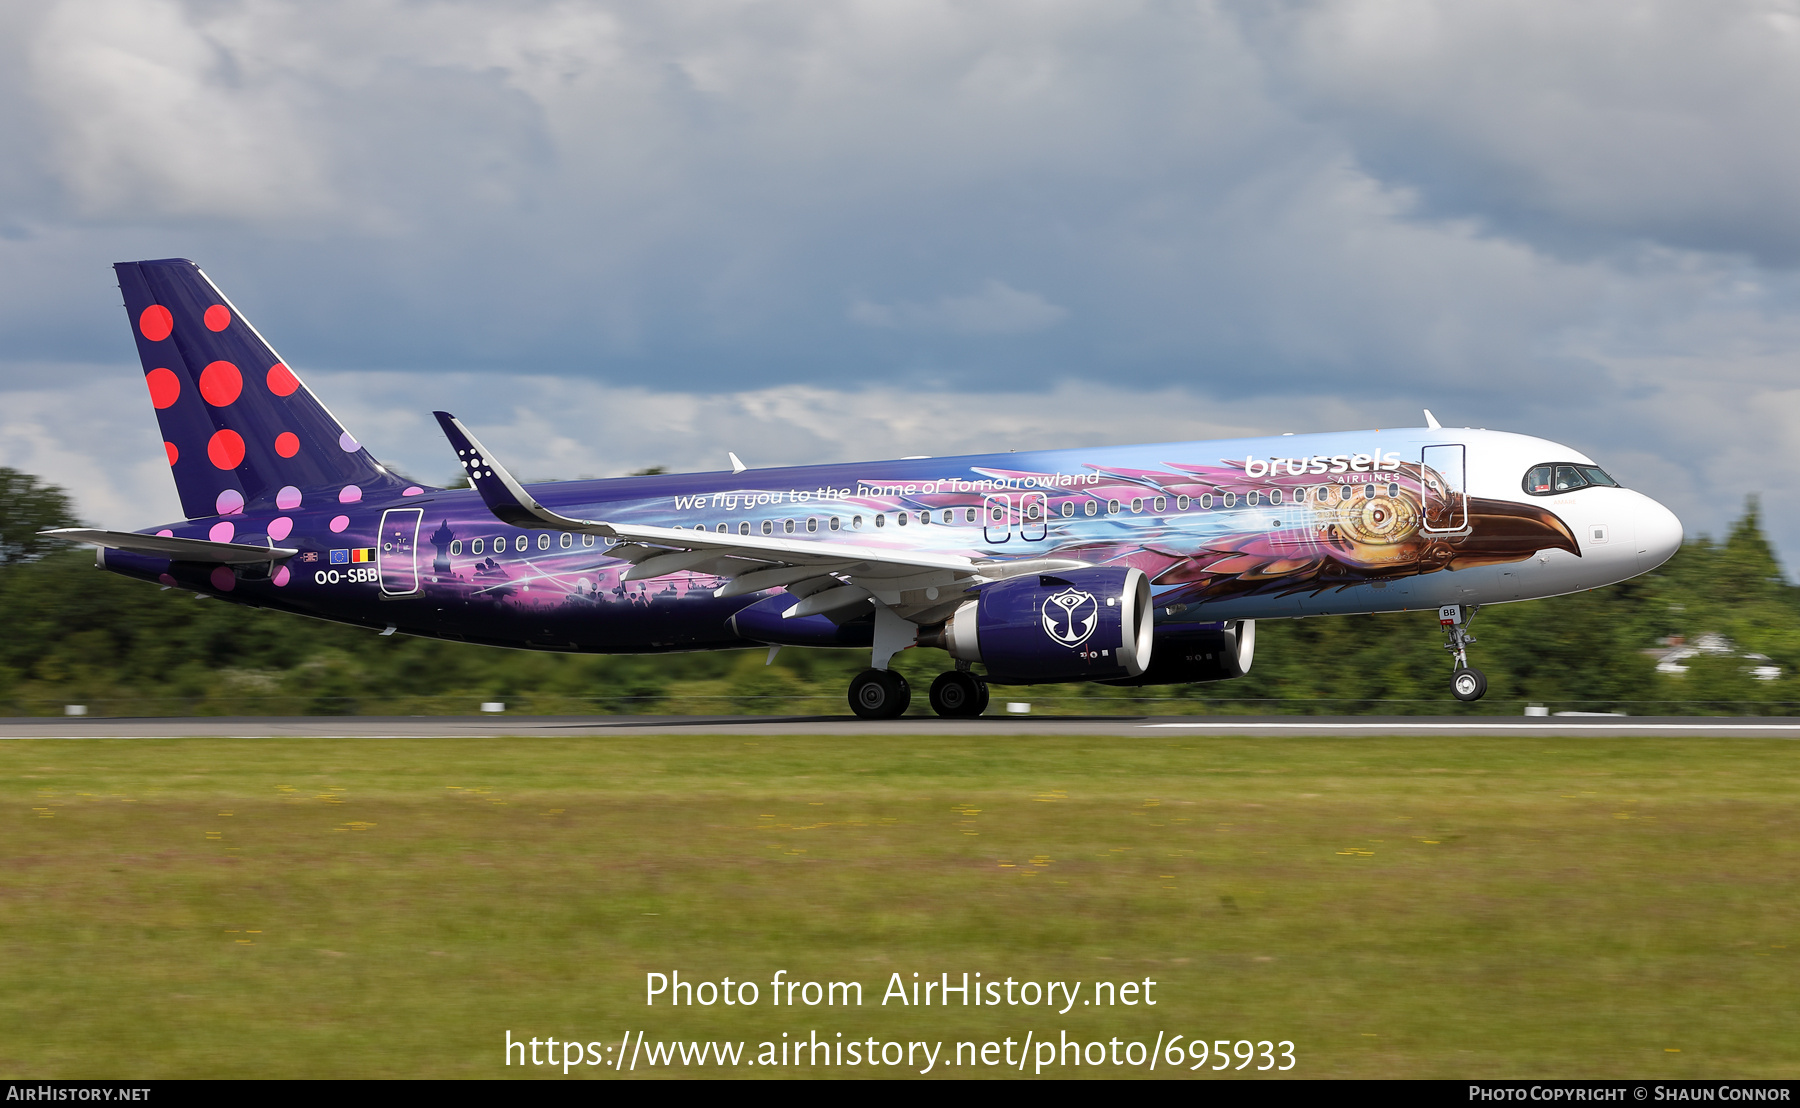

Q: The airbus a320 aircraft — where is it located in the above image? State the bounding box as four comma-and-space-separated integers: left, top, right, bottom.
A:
48, 259, 1684, 717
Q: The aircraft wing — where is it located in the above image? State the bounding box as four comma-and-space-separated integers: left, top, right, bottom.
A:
40, 528, 298, 565
433, 411, 1087, 620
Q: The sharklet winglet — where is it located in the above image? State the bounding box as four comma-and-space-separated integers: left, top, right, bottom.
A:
432, 412, 613, 534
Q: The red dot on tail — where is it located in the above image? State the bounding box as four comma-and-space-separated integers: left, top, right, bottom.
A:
139, 305, 173, 341
145, 367, 181, 409
275, 431, 299, 458
164, 441, 179, 465
204, 305, 231, 331
199, 361, 242, 406
207, 429, 246, 469
266, 363, 299, 396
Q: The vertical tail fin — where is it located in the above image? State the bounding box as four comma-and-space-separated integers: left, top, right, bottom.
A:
114, 258, 418, 519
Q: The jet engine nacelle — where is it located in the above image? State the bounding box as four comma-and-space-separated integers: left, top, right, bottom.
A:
1103, 621, 1256, 686
920, 567, 1153, 684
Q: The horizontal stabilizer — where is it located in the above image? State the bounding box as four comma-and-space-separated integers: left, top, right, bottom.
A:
39, 527, 297, 565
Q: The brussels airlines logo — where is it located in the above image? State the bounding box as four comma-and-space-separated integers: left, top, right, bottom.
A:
1042, 588, 1099, 647
1243, 449, 1402, 478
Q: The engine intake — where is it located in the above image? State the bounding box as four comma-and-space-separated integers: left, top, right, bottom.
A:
919, 567, 1153, 684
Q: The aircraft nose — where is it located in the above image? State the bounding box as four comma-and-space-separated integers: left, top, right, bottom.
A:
1635, 495, 1683, 573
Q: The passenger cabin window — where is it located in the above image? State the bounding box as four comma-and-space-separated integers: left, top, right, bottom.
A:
561, 532, 572, 548
830, 517, 841, 530
761, 520, 773, 535
537, 533, 550, 550
1061, 502, 1074, 518
515, 535, 527, 552
472, 539, 484, 554
1199, 494, 1213, 509
1085, 500, 1098, 516
451, 540, 463, 555
1176, 496, 1189, 510
784, 519, 795, 534
739, 522, 751, 536
807, 517, 818, 532
1524, 463, 1620, 496
583, 534, 595, 547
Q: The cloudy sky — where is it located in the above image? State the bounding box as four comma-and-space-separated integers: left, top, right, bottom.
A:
3, 0, 1799, 563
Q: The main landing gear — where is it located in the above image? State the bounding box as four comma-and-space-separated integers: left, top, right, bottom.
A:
847, 668, 991, 719
928, 670, 989, 718
1439, 604, 1488, 702
848, 669, 911, 719
846, 608, 990, 720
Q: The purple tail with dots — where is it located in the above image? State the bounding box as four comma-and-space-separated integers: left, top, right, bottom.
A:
114, 258, 416, 519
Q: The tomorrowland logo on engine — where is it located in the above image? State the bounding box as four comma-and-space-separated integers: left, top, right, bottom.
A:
1042, 587, 1099, 647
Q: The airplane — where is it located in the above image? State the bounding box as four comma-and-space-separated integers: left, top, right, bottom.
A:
44, 258, 1685, 718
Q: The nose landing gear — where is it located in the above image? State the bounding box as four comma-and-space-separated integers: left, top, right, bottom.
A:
1440, 604, 1488, 702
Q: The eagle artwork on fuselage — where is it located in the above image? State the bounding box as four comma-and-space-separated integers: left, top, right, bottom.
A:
47, 259, 1685, 717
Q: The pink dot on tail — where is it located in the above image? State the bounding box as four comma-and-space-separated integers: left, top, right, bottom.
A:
267, 363, 299, 396
276, 485, 302, 510
275, 432, 299, 458
215, 489, 244, 515
207, 429, 246, 469
403, 486, 424, 496
139, 305, 173, 341
156, 529, 174, 538
210, 566, 236, 592
158, 573, 177, 586
268, 517, 293, 541
338, 432, 359, 452
199, 361, 242, 406
145, 368, 180, 409
273, 566, 290, 587
339, 485, 362, 503
204, 305, 231, 331
164, 441, 179, 466
209, 521, 235, 543
329, 515, 349, 533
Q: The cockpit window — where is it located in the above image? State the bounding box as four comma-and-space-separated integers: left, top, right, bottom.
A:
1524, 463, 1621, 496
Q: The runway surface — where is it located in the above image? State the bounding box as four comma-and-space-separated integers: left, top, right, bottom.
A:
4, 715, 1800, 738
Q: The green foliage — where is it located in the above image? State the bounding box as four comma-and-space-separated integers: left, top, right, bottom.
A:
0, 467, 79, 567
3, 492, 1797, 716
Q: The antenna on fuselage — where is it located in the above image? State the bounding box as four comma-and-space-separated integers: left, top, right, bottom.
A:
1423, 409, 1443, 429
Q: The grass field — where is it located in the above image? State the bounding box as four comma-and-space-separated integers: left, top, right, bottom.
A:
3, 733, 1798, 1079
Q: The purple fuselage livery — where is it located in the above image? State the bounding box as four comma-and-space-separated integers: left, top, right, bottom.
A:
67, 259, 1684, 711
